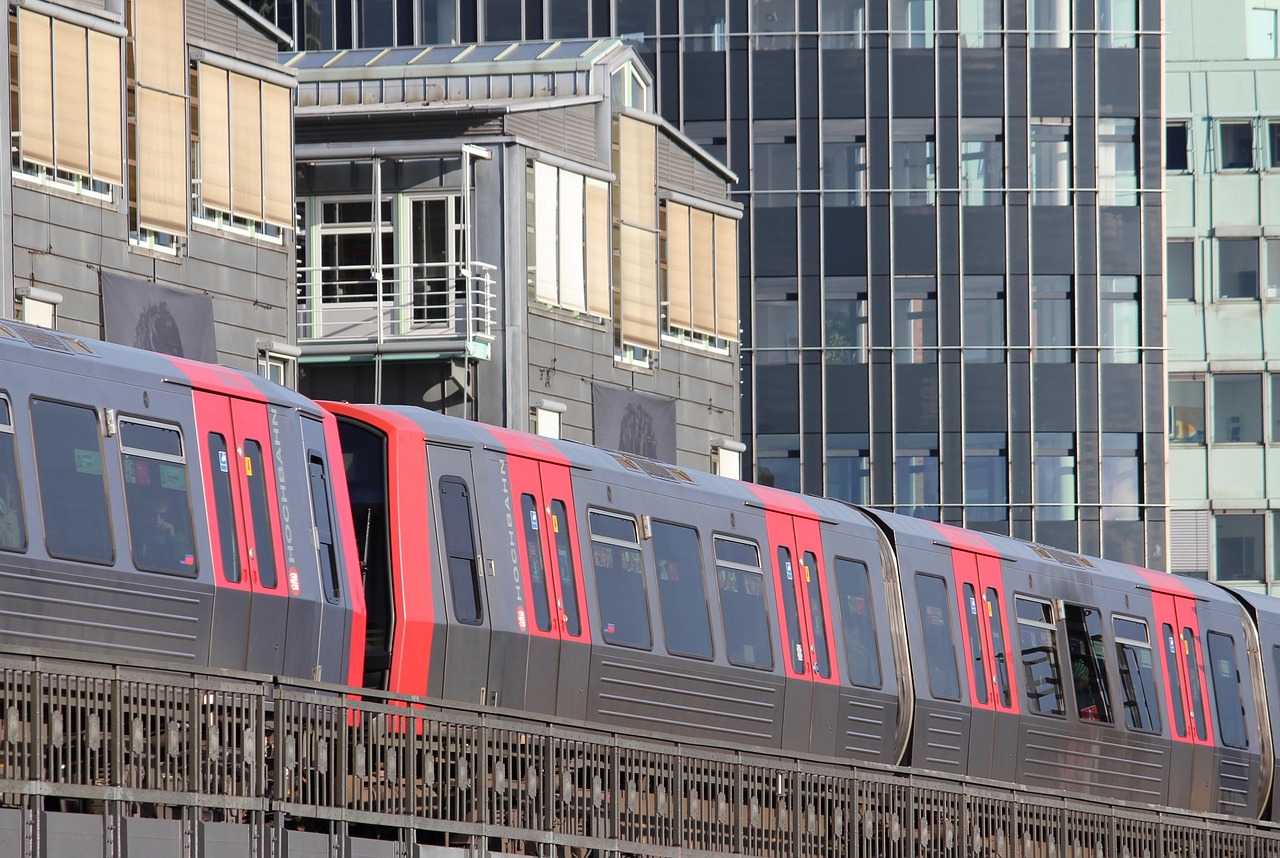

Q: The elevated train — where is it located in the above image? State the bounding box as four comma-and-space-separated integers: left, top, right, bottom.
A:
0, 320, 1275, 822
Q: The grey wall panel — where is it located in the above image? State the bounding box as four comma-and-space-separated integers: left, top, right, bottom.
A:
187, 0, 279, 66
125, 818, 183, 858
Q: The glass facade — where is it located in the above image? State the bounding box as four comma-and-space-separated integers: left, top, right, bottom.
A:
269, 0, 1164, 564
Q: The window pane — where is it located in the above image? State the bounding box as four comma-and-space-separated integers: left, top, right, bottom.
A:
1166, 122, 1189, 172
0, 404, 26, 553
1016, 597, 1065, 716
1114, 618, 1161, 733
1220, 122, 1254, 170
835, 557, 881, 687
1098, 0, 1136, 48
959, 0, 1002, 47
1207, 632, 1248, 749
828, 434, 871, 504
521, 494, 552, 633
1219, 238, 1259, 298
825, 277, 869, 363
961, 120, 1003, 206
986, 588, 1012, 706
892, 121, 936, 205
963, 583, 990, 704
1098, 119, 1138, 206
550, 500, 582, 636
308, 455, 340, 600
653, 520, 713, 659
916, 574, 960, 700
1270, 119, 1280, 169
778, 547, 806, 673
965, 432, 1007, 520
1032, 276, 1072, 362
890, 0, 936, 48
823, 120, 866, 206
1213, 374, 1262, 443
715, 538, 773, 669
1101, 433, 1140, 521
243, 440, 277, 589
1099, 275, 1140, 362
1169, 377, 1205, 444
1216, 513, 1264, 581
121, 420, 195, 575
1031, 124, 1071, 205
439, 476, 481, 624
896, 434, 940, 519
33, 401, 112, 563
802, 552, 830, 677
1034, 433, 1076, 520
590, 511, 650, 648
1029, 0, 1071, 46
820, 0, 865, 48
1064, 604, 1113, 722
1167, 239, 1194, 300
1184, 628, 1208, 740
894, 279, 937, 363
1163, 624, 1187, 738
1267, 237, 1280, 298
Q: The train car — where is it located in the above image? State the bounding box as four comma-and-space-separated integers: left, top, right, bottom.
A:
328, 399, 1276, 820
0, 320, 363, 685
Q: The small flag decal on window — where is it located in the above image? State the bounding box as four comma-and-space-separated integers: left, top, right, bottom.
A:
181, 554, 195, 566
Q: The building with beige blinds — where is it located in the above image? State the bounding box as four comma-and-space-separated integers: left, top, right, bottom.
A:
2, 0, 297, 381
290, 39, 740, 475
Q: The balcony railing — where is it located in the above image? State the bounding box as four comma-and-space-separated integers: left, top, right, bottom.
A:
297, 260, 497, 357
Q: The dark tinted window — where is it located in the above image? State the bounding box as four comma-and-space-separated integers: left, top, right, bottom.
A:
0, 397, 26, 552
916, 574, 960, 700
1016, 596, 1064, 716
653, 521, 713, 659
835, 557, 880, 688
550, 500, 581, 636
1163, 624, 1187, 738
308, 454, 340, 601
590, 511, 650, 648
244, 440, 277, 589
1184, 628, 1208, 741
986, 588, 1011, 707
1207, 631, 1248, 749
1064, 604, 1113, 723
715, 537, 773, 670
521, 495, 552, 632
802, 552, 830, 678
439, 476, 482, 624
1114, 617, 1160, 733
121, 419, 195, 575
778, 547, 806, 674
207, 435, 240, 582
963, 583, 989, 704
1166, 122, 1189, 172
32, 400, 112, 563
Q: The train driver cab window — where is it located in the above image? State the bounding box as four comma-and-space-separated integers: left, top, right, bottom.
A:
1064, 603, 1113, 723
121, 418, 196, 575
308, 454, 341, 602
714, 537, 773, 669
1015, 596, 1065, 716
439, 476, 483, 625
652, 520, 713, 659
550, 500, 582, 636
590, 511, 650, 648
1113, 616, 1161, 733
835, 557, 881, 688
0, 396, 26, 552
915, 573, 961, 700
521, 494, 553, 632
1207, 631, 1249, 749
32, 399, 112, 564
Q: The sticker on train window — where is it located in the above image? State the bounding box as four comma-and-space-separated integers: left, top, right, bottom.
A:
244, 456, 253, 476
75, 449, 102, 475
552, 514, 559, 533
968, 594, 979, 615
529, 509, 539, 530
218, 450, 229, 473
784, 560, 793, 579
160, 464, 186, 491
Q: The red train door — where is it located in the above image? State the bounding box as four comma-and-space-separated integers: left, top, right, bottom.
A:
791, 517, 840, 756
951, 549, 1018, 782
193, 391, 289, 676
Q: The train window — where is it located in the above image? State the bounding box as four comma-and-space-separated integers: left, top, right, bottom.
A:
308, 454, 341, 601
439, 476, 483, 625
0, 396, 26, 552
1207, 631, 1248, 749
550, 500, 581, 636
653, 520, 713, 659
985, 588, 1012, 707
1162, 624, 1187, 738
1113, 617, 1161, 733
778, 547, 806, 674
1015, 596, 1064, 716
835, 557, 881, 688
243, 440, 278, 590
916, 574, 961, 700
714, 537, 773, 670
962, 584, 989, 704
206, 435, 240, 582
521, 494, 552, 632
1183, 627, 1208, 741
590, 510, 650, 648
1063, 604, 1113, 723
120, 419, 196, 576
802, 552, 831, 678
32, 400, 112, 564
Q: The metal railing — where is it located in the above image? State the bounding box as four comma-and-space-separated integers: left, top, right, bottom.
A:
297, 261, 497, 351
0, 654, 1277, 856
